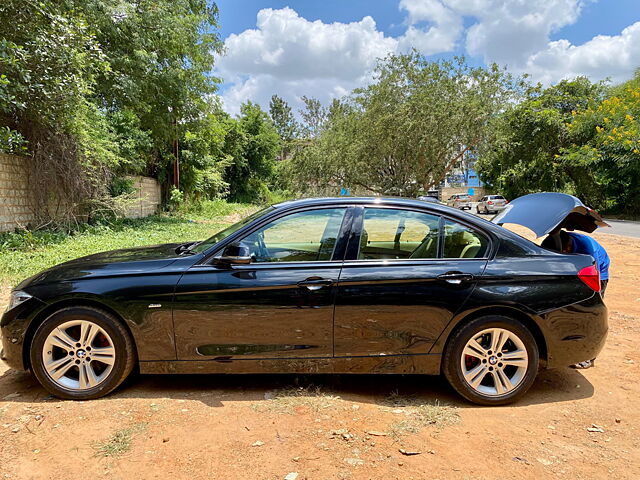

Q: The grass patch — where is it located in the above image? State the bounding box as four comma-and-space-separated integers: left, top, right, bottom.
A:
0, 200, 256, 287
253, 385, 341, 414
382, 392, 459, 440
93, 423, 147, 457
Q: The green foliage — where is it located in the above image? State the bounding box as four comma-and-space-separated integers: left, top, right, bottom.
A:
299, 96, 328, 139
269, 95, 298, 160
0, 201, 254, 285
108, 177, 135, 197
169, 186, 185, 210
224, 102, 280, 202
0, 0, 229, 225
290, 53, 523, 197
478, 74, 639, 213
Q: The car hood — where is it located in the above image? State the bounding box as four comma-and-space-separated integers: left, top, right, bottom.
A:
492, 192, 610, 237
16, 243, 186, 288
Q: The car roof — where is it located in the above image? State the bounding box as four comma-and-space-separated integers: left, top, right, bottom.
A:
273, 196, 453, 212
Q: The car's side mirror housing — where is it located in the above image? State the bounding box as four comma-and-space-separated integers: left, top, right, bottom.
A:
215, 243, 252, 266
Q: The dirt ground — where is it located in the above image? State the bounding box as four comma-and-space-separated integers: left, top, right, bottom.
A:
1, 228, 639, 480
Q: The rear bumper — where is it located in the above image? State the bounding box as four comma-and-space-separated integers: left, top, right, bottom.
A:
541, 294, 608, 368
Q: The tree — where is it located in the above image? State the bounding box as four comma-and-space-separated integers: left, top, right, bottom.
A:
269, 95, 298, 159
0, 0, 227, 224
299, 96, 328, 139
559, 73, 640, 213
292, 53, 522, 196
476, 77, 609, 207
223, 102, 280, 202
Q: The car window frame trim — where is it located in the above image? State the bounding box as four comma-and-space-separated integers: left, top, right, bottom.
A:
196, 204, 356, 267
344, 204, 495, 263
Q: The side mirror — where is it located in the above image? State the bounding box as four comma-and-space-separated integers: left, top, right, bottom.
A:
215, 243, 252, 266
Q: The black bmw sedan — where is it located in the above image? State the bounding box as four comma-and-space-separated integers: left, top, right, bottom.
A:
1, 197, 607, 405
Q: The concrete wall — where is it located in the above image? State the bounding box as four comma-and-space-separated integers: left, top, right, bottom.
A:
0, 153, 161, 231
122, 176, 162, 219
0, 153, 33, 232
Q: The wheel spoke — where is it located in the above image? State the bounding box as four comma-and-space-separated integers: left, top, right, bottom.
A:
501, 349, 528, 367
464, 363, 488, 389
78, 363, 99, 389
48, 328, 77, 351
463, 338, 487, 359
91, 346, 116, 365
495, 368, 514, 394
490, 329, 507, 353
80, 321, 100, 347
491, 370, 507, 395
46, 357, 75, 380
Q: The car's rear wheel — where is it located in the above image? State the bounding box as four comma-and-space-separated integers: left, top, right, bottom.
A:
30, 307, 135, 400
443, 316, 539, 405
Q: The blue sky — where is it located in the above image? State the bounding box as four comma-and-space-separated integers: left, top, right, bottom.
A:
213, 1, 640, 114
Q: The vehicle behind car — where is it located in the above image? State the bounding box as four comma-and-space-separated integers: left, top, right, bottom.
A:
446, 193, 472, 210
477, 195, 508, 214
417, 195, 441, 203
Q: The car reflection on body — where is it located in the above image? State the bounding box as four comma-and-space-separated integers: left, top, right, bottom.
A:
1, 196, 607, 405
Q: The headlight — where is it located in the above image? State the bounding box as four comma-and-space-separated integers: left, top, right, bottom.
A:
7, 291, 33, 311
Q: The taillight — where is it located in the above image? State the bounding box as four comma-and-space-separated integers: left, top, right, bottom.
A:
578, 265, 601, 292
487, 201, 494, 205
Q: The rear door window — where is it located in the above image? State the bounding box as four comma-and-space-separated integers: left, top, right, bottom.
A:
358, 208, 440, 260
443, 220, 489, 259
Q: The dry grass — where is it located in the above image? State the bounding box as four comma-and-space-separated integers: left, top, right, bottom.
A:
381, 392, 460, 441
252, 385, 342, 414
93, 423, 147, 457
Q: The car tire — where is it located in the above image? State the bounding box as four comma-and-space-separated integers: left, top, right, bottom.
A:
476, 207, 481, 214
443, 315, 539, 406
30, 306, 136, 400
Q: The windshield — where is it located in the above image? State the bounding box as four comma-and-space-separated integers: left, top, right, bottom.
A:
190, 206, 273, 254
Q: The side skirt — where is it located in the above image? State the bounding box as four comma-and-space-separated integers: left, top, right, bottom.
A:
139, 354, 442, 375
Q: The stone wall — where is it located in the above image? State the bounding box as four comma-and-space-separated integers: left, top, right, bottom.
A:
0, 154, 33, 232
122, 176, 162, 219
0, 153, 162, 232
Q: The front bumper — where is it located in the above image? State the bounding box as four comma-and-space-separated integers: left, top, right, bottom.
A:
542, 294, 608, 368
1, 296, 47, 371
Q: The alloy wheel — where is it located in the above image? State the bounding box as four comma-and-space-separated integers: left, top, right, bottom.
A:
460, 327, 529, 396
42, 320, 116, 390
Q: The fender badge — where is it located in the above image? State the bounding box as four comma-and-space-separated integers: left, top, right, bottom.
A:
148, 304, 162, 309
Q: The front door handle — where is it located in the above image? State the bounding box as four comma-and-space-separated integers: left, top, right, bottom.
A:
437, 272, 474, 284
297, 278, 334, 291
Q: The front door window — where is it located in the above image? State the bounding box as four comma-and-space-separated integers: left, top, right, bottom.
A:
242, 208, 347, 263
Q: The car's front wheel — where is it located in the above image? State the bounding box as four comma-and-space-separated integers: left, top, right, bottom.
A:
30, 307, 135, 400
443, 316, 539, 405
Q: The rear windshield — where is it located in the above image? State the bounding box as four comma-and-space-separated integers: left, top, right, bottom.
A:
490, 195, 505, 200
457, 195, 470, 199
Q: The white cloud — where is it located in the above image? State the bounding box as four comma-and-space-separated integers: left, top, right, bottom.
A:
522, 22, 640, 84
216, 7, 397, 115
463, 0, 584, 66
397, 0, 463, 54
216, 2, 640, 115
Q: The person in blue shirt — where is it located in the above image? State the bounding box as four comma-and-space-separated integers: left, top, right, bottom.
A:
542, 229, 610, 295
542, 229, 610, 369
559, 230, 610, 296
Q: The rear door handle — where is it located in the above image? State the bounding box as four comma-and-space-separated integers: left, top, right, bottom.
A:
297, 278, 334, 291
437, 272, 474, 284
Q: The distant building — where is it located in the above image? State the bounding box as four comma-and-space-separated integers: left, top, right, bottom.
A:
439, 149, 486, 201
443, 150, 483, 189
